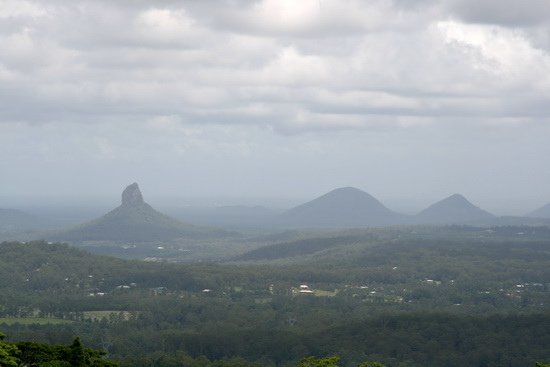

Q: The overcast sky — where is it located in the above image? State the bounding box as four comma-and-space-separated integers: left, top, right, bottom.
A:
1, 0, 550, 214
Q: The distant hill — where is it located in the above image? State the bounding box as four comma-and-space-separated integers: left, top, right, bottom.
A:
162, 205, 278, 228
416, 194, 495, 224
234, 225, 550, 265
0, 240, 216, 292
234, 235, 363, 261
0, 208, 40, 231
276, 187, 409, 228
527, 203, 550, 218
52, 183, 225, 242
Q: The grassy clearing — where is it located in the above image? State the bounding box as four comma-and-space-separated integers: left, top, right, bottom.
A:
313, 289, 338, 297
81, 310, 137, 321
0, 317, 73, 325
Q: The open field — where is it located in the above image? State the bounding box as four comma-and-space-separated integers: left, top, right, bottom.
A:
0, 317, 73, 325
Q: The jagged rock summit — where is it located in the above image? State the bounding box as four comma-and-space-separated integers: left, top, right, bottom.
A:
121, 182, 144, 207
277, 187, 409, 228
416, 193, 495, 224
53, 183, 217, 242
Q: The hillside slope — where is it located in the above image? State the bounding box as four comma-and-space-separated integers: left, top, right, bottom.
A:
528, 203, 550, 218
416, 194, 495, 224
277, 187, 409, 228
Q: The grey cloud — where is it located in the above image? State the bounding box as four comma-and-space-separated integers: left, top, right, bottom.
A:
1, 0, 550, 135
201, 0, 434, 38
446, 0, 550, 27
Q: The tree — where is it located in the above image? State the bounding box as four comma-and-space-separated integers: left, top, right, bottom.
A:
297, 357, 385, 367
15, 335, 117, 367
298, 356, 341, 367
0, 332, 19, 367
357, 363, 385, 367
70, 337, 86, 367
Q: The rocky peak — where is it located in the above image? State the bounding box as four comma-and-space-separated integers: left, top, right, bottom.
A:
121, 182, 144, 206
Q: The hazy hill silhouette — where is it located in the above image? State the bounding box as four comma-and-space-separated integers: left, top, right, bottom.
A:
277, 187, 408, 228
0, 208, 40, 230
527, 203, 550, 219
234, 235, 363, 261
416, 194, 495, 224
54, 183, 221, 242
162, 205, 278, 228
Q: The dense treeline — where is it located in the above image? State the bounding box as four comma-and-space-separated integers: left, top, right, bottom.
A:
3, 331, 550, 367
2, 313, 550, 367
0, 332, 115, 366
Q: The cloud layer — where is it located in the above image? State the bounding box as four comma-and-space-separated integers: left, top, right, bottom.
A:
1, 0, 549, 133
1, 0, 549, 212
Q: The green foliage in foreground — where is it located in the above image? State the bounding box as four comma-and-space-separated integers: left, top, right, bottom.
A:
298, 357, 550, 367
2, 330, 550, 367
298, 356, 342, 367
0, 332, 116, 367
298, 356, 384, 367
0, 332, 19, 367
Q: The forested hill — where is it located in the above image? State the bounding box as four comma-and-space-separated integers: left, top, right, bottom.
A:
0, 241, 226, 293
234, 225, 550, 268
233, 235, 366, 261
